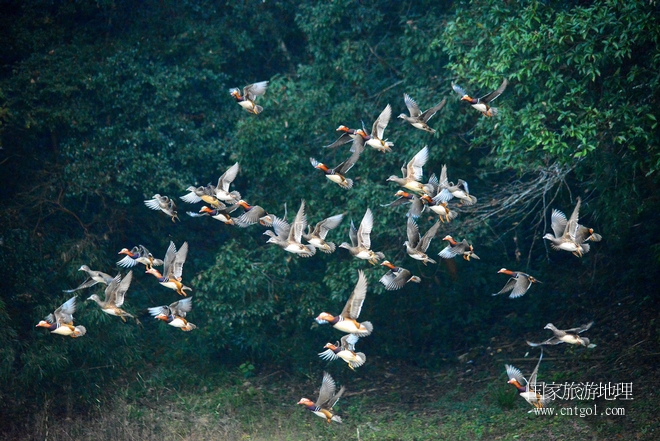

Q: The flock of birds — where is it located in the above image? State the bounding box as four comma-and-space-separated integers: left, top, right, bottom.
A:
35, 78, 602, 423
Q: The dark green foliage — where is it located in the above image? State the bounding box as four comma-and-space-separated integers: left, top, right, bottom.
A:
1, 0, 659, 435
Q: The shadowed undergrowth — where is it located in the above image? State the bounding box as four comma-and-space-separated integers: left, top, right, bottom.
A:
11, 357, 657, 441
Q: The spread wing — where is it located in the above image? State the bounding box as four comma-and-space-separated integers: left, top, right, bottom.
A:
234, 205, 267, 228
172, 242, 189, 279
341, 333, 359, 351
420, 98, 446, 123
271, 216, 291, 238
326, 386, 345, 410
527, 337, 562, 347
406, 146, 429, 182
419, 221, 441, 252
549, 209, 568, 238
288, 200, 308, 243
324, 131, 353, 149
162, 241, 177, 276
439, 164, 449, 189
148, 304, 171, 317
315, 372, 337, 407
113, 271, 133, 307
170, 297, 193, 317
313, 214, 344, 239
356, 208, 374, 249
371, 104, 391, 139
565, 197, 582, 240
494, 278, 517, 295
54, 296, 77, 324
564, 321, 594, 334
505, 364, 527, 386
527, 348, 544, 393
403, 93, 421, 118
217, 162, 240, 192
341, 270, 367, 320
479, 78, 508, 103
380, 268, 408, 291
243, 81, 269, 100
144, 195, 166, 210
103, 273, 123, 305
451, 82, 468, 97
348, 220, 358, 247
406, 217, 421, 248
336, 136, 364, 174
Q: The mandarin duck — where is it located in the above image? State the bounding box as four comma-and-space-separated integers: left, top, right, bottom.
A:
493, 269, 540, 299
86, 271, 137, 323
452, 78, 508, 117
63, 265, 114, 293
297, 372, 345, 424
265, 200, 316, 257
398, 94, 446, 133
303, 213, 344, 253
311, 136, 365, 189
379, 260, 421, 291
316, 269, 373, 337
386, 146, 429, 194
356, 104, 394, 152
438, 235, 480, 261
338, 208, 385, 265
148, 297, 197, 331
144, 194, 179, 222
36, 297, 86, 338
146, 241, 192, 296
435, 179, 477, 206
432, 165, 477, 206
527, 322, 595, 348
405, 218, 441, 265
543, 197, 591, 257
233, 200, 269, 228
117, 245, 164, 270
187, 202, 241, 225
230, 81, 269, 114
318, 334, 366, 370
506, 349, 550, 411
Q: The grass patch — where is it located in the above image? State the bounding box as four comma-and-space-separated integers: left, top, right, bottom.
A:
8, 360, 658, 440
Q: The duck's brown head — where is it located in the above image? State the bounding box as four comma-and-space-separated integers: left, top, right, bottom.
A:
315, 312, 334, 324
229, 88, 241, 99
420, 194, 434, 204
145, 268, 162, 278
200, 206, 214, 214
442, 235, 455, 244
118, 248, 133, 256
381, 260, 396, 270
297, 398, 314, 407
507, 378, 523, 389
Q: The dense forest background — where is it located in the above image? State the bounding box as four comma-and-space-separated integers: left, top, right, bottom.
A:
1, 0, 659, 439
